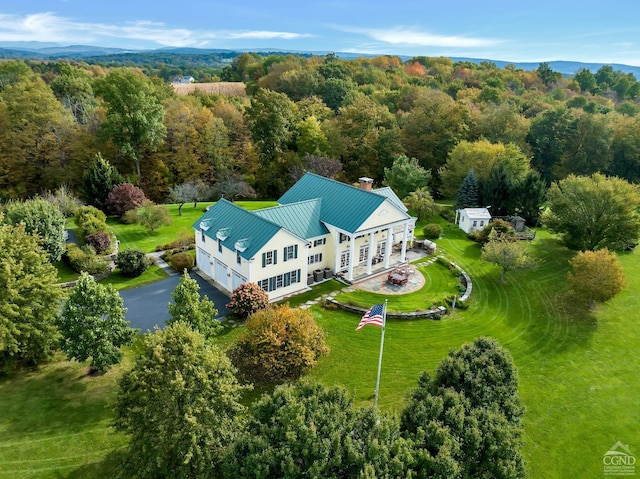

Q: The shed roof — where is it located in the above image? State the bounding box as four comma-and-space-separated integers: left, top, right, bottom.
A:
460, 207, 492, 219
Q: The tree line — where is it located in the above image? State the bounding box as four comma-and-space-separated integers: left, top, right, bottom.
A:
2, 54, 640, 204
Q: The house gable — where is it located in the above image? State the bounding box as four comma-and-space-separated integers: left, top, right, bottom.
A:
278, 172, 410, 233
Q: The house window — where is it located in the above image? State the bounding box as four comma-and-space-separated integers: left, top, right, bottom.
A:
376, 241, 386, 256
218, 238, 222, 253
292, 269, 299, 283
308, 253, 323, 265
313, 238, 326, 247
276, 275, 284, 288
259, 279, 269, 291
359, 245, 369, 263
236, 250, 241, 265
480, 221, 484, 227
340, 250, 350, 269
262, 250, 277, 267
472, 220, 477, 227
339, 233, 348, 243
283, 245, 298, 261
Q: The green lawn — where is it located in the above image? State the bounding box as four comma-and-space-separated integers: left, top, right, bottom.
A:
2, 206, 639, 478
308, 225, 640, 478
106, 201, 277, 253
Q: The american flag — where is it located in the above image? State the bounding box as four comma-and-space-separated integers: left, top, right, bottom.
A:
356, 303, 385, 331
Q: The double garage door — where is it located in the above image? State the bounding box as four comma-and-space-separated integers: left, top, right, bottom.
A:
196, 248, 246, 293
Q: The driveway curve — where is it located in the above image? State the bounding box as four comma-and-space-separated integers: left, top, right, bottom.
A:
120, 272, 230, 332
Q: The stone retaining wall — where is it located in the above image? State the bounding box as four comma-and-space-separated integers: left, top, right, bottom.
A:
326, 298, 448, 320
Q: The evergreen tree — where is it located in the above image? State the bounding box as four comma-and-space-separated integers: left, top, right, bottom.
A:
167, 271, 221, 340
454, 170, 479, 210
479, 163, 517, 216
57, 272, 137, 374
82, 154, 123, 211
514, 170, 547, 226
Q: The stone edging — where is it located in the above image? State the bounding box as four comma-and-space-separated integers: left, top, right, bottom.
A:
446, 258, 472, 302
325, 297, 448, 320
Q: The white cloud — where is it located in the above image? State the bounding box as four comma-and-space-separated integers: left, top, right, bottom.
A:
0, 12, 312, 47
337, 25, 500, 48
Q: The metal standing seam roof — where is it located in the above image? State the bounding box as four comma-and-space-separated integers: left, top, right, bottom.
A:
278, 172, 407, 234
254, 199, 329, 239
373, 186, 408, 212
461, 208, 492, 219
193, 199, 283, 260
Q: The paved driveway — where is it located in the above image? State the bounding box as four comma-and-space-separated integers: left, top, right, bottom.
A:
120, 272, 230, 332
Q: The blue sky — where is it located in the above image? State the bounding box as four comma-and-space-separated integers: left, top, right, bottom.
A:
2, 1, 640, 65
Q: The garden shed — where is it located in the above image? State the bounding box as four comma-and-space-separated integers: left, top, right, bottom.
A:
456, 208, 492, 234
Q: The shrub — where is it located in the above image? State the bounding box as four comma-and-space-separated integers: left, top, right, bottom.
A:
121, 209, 139, 225
227, 283, 269, 319
170, 252, 194, 272
229, 304, 329, 384
76, 205, 109, 237
106, 183, 146, 217
76, 205, 107, 225
65, 244, 110, 275
468, 218, 515, 244
42, 185, 83, 217
136, 201, 172, 232
84, 231, 112, 254
423, 223, 442, 240
440, 206, 456, 223
116, 249, 150, 277
156, 231, 194, 252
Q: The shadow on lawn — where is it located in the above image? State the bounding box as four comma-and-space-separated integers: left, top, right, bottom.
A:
1, 361, 117, 437
66, 448, 124, 479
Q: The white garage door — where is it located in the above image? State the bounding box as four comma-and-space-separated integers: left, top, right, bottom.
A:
214, 259, 228, 290
231, 271, 247, 292
196, 248, 212, 277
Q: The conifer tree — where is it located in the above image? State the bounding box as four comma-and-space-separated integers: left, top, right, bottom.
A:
454, 170, 479, 210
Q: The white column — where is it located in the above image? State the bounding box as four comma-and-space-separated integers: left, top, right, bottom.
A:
400, 221, 409, 263
334, 232, 340, 274
366, 232, 374, 274
384, 226, 393, 268
347, 235, 356, 281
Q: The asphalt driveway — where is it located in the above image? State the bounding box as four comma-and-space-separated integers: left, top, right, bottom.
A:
120, 272, 230, 332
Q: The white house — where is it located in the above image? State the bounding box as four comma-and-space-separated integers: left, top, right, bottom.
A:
456, 208, 491, 234
193, 173, 416, 301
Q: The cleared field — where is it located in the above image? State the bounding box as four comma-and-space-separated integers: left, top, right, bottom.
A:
172, 82, 247, 96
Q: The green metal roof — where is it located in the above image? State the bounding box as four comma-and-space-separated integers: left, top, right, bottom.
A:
373, 186, 407, 212
254, 199, 329, 239
278, 172, 405, 234
193, 199, 282, 260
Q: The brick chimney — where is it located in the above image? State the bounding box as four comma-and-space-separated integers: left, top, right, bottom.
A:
358, 177, 373, 191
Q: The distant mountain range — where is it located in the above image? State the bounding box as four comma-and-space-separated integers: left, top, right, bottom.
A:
2, 42, 640, 77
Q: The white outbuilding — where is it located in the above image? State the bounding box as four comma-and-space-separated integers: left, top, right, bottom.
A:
456, 208, 492, 234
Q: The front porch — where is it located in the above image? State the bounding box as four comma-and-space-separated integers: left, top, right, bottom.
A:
336, 247, 430, 284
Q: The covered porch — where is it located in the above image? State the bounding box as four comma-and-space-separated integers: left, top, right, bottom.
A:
336, 247, 429, 284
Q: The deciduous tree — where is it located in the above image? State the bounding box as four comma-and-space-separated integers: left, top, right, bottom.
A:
93, 68, 166, 179
57, 272, 136, 374
0, 220, 63, 372
168, 271, 222, 340
3, 198, 67, 262
403, 187, 438, 221
482, 230, 536, 282
543, 173, 640, 251
567, 248, 625, 309
225, 382, 412, 479
230, 304, 328, 384
114, 322, 247, 479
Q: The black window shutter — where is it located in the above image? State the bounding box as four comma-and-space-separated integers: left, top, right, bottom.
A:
262, 252, 266, 267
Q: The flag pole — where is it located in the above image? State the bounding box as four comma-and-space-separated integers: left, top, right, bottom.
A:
373, 299, 387, 408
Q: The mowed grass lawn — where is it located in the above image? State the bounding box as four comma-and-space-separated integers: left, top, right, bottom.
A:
108, 201, 277, 253
1, 206, 639, 478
